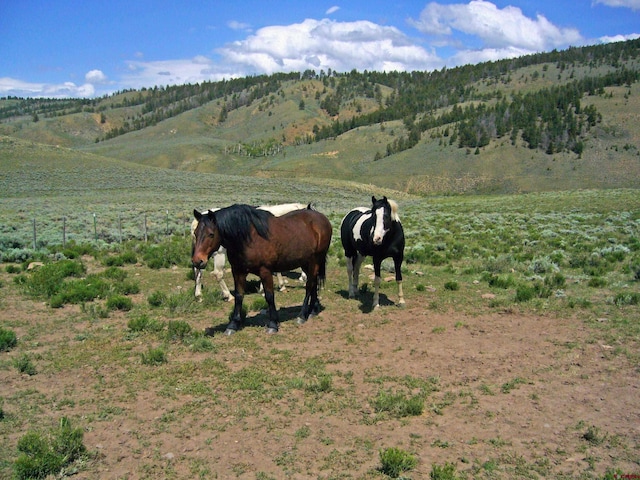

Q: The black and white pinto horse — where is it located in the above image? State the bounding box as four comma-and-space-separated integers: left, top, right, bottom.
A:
191, 203, 308, 301
340, 196, 405, 309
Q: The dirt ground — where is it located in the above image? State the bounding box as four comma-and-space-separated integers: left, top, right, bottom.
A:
1, 267, 639, 479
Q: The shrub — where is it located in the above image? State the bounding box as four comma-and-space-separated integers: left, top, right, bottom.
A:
515, 284, 535, 302
5, 264, 22, 274
379, 447, 418, 478
106, 295, 133, 311
588, 277, 607, 288
13, 417, 87, 480
486, 273, 515, 289
113, 279, 140, 295
22, 260, 86, 298
545, 272, 566, 288
14, 354, 36, 376
127, 314, 164, 333
147, 290, 167, 307
166, 320, 192, 341
251, 297, 268, 311
614, 292, 640, 306
0, 327, 17, 352
141, 347, 167, 365
102, 266, 128, 280
372, 390, 424, 418
444, 281, 459, 291
430, 462, 463, 480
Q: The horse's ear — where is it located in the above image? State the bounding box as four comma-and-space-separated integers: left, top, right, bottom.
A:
383, 196, 388, 202
194, 209, 203, 221
372, 195, 377, 204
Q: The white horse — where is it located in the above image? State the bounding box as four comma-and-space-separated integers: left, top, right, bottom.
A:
191, 203, 309, 301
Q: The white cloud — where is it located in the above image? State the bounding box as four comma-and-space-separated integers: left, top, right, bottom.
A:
85, 69, 107, 84
0, 77, 95, 98
326, 6, 340, 15
216, 18, 442, 75
592, 0, 640, 9
599, 33, 640, 43
227, 20, 252, 32
122, 56, 227, 89
410, 0, 583, 52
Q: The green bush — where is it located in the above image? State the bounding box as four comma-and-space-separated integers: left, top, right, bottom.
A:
444, 281, 459, 291
142, 238, 188, 269
5, 264, 22, 274
102, 266, 128, 280
106, 295, 133, 311
141, 347, 167, 365
14, 417, 87, 480
372, 390, 424, 418
127, 314, 164, 333
379, 447, 418, 478
22, 260, 86, 298
614, 292, 640, 306
14, 354, 36, 376
103, 250, 137, 267
515, 284, 535, 302
0, 327, 17, 352
430, 462, 463, 480
166, 320, 192, 341
147, 290, 167, 307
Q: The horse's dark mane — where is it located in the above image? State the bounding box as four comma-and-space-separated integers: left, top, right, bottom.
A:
210, 204, 272, 248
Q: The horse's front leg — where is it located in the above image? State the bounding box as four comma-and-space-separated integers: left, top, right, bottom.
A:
260, 270, 280, 334
212, 251, 232, 301
394, 255, 405, 307
194, 266, 203, 300
346, 255, 363, 298
372, 259, 382, 310
226, 273, 247, 335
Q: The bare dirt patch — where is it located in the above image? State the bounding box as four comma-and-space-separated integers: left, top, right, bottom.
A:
1, 266, 639, 479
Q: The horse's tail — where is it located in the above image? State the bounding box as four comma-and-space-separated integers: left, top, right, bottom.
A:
318, 252, 327, 289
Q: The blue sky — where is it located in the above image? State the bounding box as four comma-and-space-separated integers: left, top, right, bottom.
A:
1, 0, 639, 98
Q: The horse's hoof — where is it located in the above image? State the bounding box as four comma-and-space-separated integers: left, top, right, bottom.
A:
296, 317, 307, 325
224, 329, 237, 336
265, 327, 279, 334
397, 302, 406, 308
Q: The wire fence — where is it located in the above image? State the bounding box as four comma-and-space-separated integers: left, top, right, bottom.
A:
2, 210, 195, 253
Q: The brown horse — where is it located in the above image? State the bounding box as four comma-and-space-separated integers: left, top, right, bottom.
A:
192, 204, 332, 334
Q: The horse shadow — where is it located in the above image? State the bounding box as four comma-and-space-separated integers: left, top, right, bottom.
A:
203, 304, 323, 336
336, 288, 395, 313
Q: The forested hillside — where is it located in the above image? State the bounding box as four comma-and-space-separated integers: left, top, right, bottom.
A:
1, 39, 639, 194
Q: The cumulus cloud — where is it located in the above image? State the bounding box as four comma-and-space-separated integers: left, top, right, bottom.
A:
85, 69, 107, 84
122, 56, 225, 89
216, 18, 442, 75
592, 0, 640, 9
410, 0, 583, 54
599, 33, 640, 43
0, 77, 95, 98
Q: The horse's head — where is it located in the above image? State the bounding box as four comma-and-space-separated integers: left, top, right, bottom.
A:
191, 209, 222, 269
371, 196, 393, 245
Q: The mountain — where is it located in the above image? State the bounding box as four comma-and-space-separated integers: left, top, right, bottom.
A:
1, 40, 640, 195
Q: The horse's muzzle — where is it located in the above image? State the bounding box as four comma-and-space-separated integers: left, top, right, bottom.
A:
192, 259, 207, 269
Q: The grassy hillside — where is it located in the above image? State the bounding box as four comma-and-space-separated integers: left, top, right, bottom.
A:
1, 41, 640, 194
